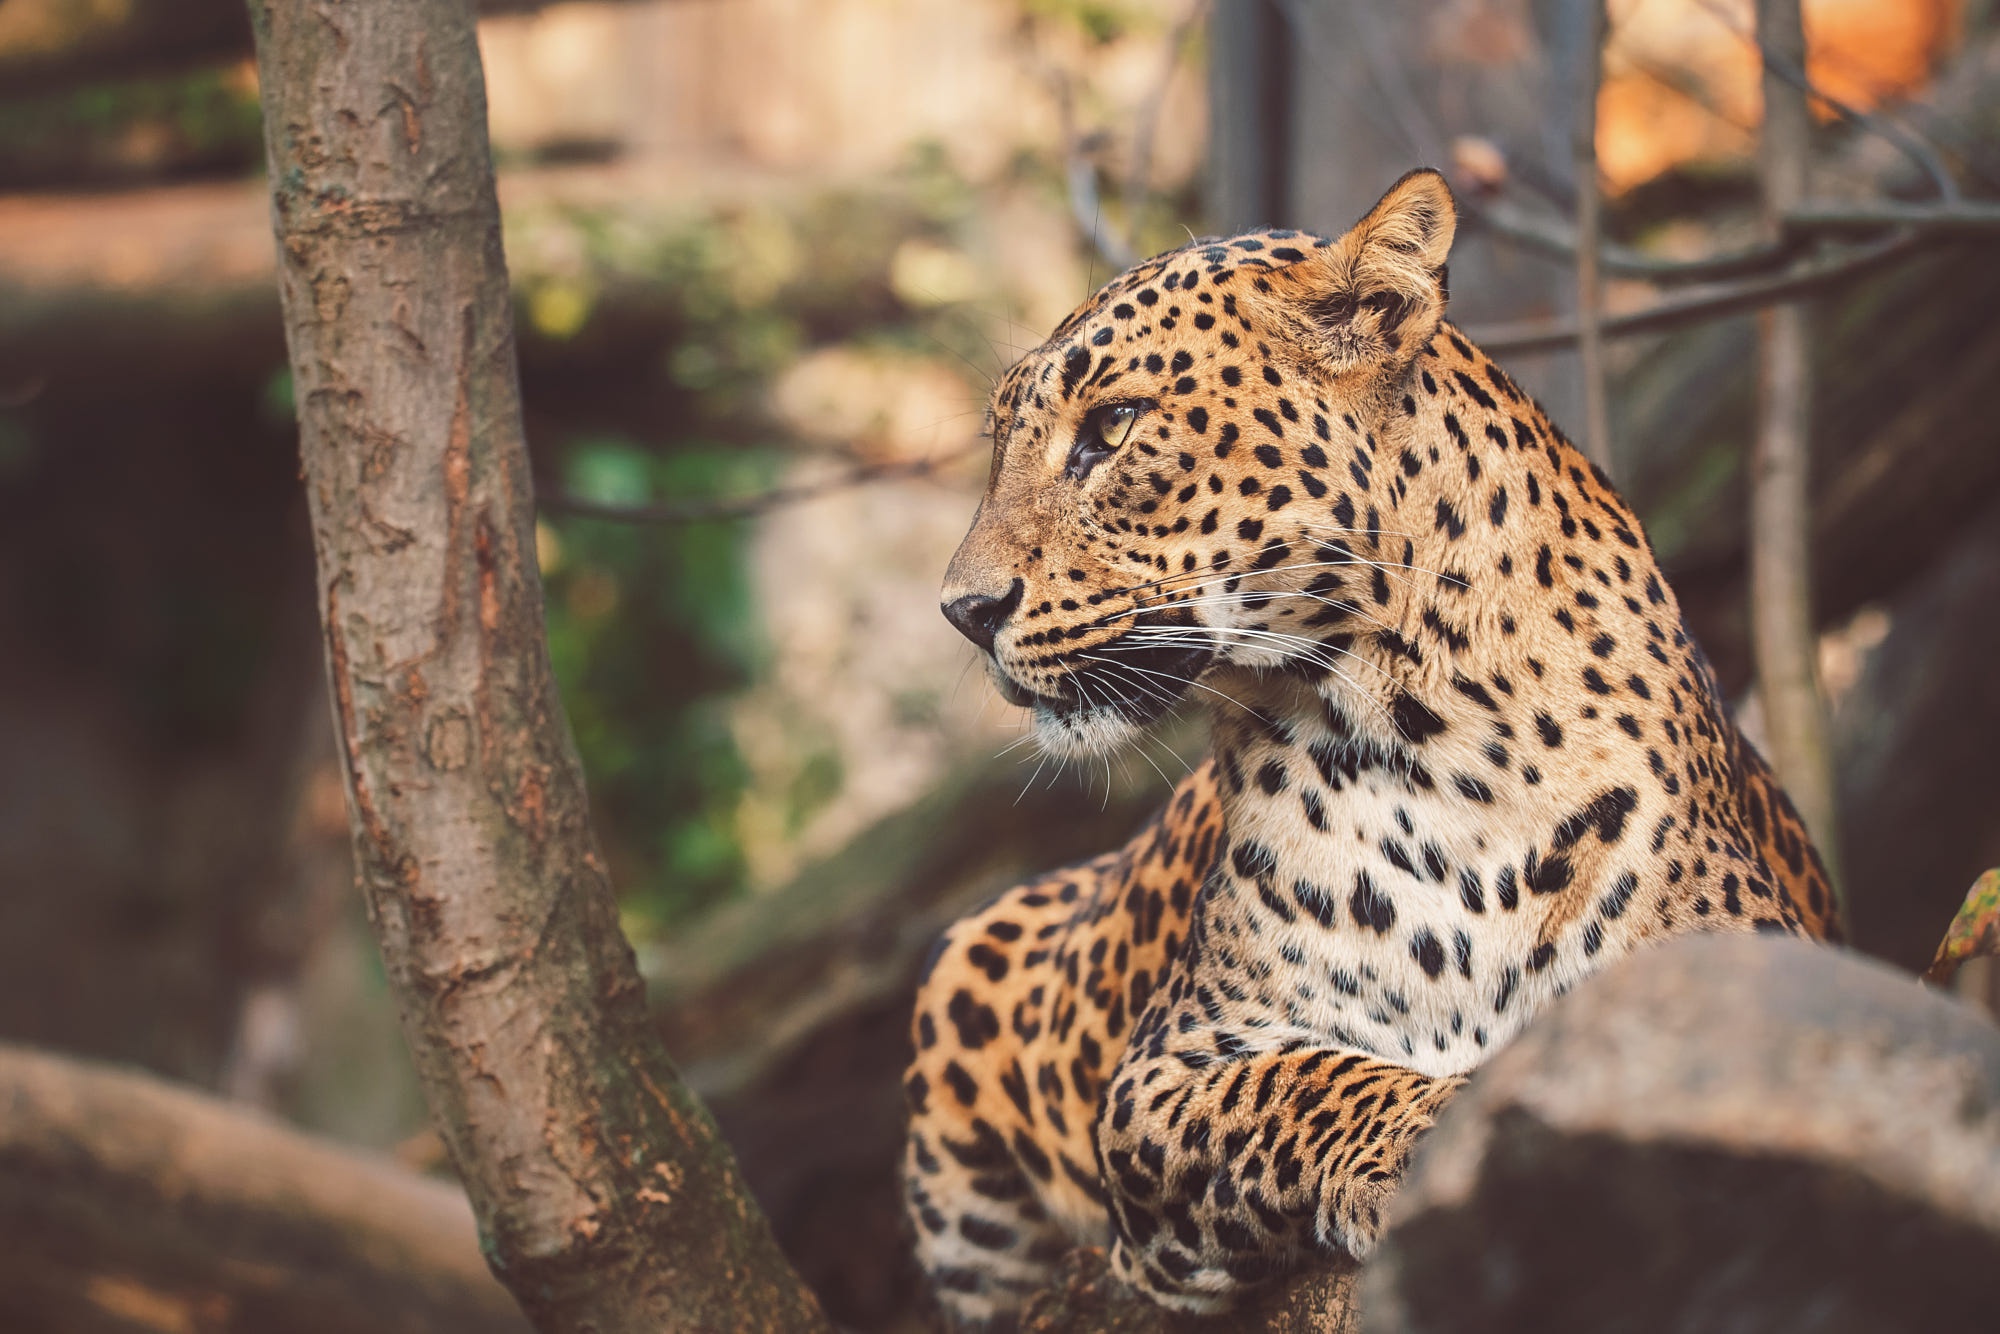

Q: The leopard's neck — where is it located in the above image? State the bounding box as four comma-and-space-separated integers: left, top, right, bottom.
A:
1187, 589, 1776, 1075
1184, 667, 1566, 1075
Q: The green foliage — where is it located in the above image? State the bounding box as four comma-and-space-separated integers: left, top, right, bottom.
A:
506, 203, 866, 925
507, 178, 1011, 927
0, 64, 263, 188
540, 436, 778, 926
1925, 868, 2000, 986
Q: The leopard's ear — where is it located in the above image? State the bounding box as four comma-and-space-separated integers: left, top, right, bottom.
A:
1346, 168, 1456, 284
1263, 170, 1458, 382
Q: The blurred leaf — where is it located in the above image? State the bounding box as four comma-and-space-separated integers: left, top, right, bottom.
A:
786, 749, 845, 836
0, 63, 262, 188
259, 366, 294, 425
1924, 868, 2000, 987
564, 439, 654, 505
540, 432, 774, 927
528, 281, 595, 340
1023, 0, 1149, 45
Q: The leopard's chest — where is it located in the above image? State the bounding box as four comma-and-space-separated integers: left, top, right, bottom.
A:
1183, 757, 1625, 1079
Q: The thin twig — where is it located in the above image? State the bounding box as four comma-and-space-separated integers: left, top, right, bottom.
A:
1472, 0, 1975, 289
537, 448, 976, 525
560, 226, 1963, 527
1573, 0, 1613, 475
1623, 48, 1761, 133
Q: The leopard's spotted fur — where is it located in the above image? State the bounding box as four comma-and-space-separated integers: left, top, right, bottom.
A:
905, 171, 1839, 1326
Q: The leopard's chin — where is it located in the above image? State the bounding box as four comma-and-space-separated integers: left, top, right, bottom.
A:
1030, 699, 1151, 760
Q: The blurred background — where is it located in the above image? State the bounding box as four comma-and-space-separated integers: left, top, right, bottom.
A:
0, 0, 1995, 1328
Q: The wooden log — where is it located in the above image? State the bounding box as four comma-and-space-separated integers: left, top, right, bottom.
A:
0, 0, 644, 97
1019, 1247, 1358, 1333
0, 1042, 530, 1334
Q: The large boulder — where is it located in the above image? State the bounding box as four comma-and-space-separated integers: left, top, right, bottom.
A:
1362, 934, 2000, 1333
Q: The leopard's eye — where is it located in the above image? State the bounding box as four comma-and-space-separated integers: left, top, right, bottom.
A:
1097, 404, 1139, 450
1067, 401, 1150, 482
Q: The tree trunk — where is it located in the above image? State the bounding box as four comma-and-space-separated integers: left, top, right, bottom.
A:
244, 2, 826, 1329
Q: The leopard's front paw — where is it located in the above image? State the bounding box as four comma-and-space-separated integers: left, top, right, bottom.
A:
1105, 1235, 1242, 1315
1315, 1169, 1398, 1261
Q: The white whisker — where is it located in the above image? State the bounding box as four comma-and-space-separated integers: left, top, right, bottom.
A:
1075, 650, 1273, 728
1014, 749, 1052, 807
1108, 585, 1402, 641
1120, 623, 1398, 687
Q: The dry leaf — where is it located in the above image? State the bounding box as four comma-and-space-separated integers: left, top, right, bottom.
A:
1923, 868, 2000, 987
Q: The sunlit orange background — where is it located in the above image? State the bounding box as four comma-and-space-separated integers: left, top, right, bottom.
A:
1600, 0, 1962, 193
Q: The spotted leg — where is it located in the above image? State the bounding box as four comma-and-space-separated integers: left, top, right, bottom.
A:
903, 1111, 1073, 1330
902, 870, 1121, 1331
1096, 1045, 1464, 1313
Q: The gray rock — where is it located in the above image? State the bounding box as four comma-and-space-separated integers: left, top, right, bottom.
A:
1361, 934, 2000, 1334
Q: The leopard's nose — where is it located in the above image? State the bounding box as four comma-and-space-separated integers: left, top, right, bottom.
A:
942, 578, 1023, 654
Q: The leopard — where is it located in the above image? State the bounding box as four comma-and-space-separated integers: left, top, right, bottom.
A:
902, 169, 1841, 1328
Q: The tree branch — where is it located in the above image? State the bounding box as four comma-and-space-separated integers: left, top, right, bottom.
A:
0, 1042, 531, 1334
1466, 200, 1803, 283
244, 1, 828, 1329
1468, 199, 2000, 286
1748, 0, 1845, 921
1571, 0, 1613, 474
2, 0, 669, 98
537, 448, 973, 525
1783, 200, 2000, 234
1465, 230, 1921, 355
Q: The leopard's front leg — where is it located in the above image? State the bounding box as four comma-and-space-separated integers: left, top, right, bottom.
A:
1095, 1045, 1464, 1312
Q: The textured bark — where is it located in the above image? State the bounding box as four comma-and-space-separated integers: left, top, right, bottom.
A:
246, 3, 826, 1330
0, 1042, 529, 1334
1749, 0, 1843, 907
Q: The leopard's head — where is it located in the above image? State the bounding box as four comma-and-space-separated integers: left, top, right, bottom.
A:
943, 170, 1458, 757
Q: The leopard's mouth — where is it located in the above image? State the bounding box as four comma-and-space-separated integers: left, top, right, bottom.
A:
1050, 635, 1215, 724
1002, 629, 1215, 757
